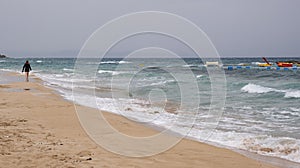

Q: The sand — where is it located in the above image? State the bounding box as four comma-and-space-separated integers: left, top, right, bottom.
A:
0, 75, 281, 168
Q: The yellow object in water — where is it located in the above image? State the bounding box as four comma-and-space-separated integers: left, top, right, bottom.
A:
205, 61, 219, 66
258, 63, 271, 67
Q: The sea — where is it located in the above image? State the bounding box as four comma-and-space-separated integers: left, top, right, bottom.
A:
1, 57, 300, 164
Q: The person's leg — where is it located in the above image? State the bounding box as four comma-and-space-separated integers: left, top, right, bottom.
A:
25, 72, 29, 82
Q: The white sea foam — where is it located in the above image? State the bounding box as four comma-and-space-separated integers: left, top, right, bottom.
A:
241, 135, 300, 163
119, 60, 131, 64
69, 93, 168, 123
186, 129, 300, 163
100, 61, 118, 64
196, 75, 204, 78
98, 70, 113, 74
98, 70, 124, 75
36, 60, 42, 63
35, 73, 94, 89
54, 74, 64, 77
148, 81, 164, 86
100, 60, 131, 64
290, 107, 300, 112
252, 62, 263, 65
0, 68, 13, 72
147, 79, 176, 86
182, 64, 198, 68
0, 68, 22, 74
241, 83, 300, 99
241, 83, 278, 93
284, 90, 300, 98
63, 68, 74, 72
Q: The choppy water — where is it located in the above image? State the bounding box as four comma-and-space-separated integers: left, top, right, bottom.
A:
1, 57, 300, 163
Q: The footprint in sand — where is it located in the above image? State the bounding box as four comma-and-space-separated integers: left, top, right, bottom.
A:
77, 150, 92, 157
76, 150, 93, 161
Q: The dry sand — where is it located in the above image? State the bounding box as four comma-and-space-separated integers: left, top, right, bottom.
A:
0, 77, 280, 167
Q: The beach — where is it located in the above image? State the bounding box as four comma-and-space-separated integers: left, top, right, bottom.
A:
1, 0, 300, 167
0, 72, 283, 167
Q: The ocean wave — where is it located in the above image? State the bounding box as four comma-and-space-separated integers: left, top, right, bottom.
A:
0, 68, 15, 72
68, 93, 166, 123
63, 68, 74, 72
31, 70, 43, 73
196, 75, 204, 78
241, 83, 279, 93
97, 70, 124, 75
36, 60, 43, 63
182, 64, 199, 68
290, 107, 300, 112
242, 135, 300, 163
191, 129, 300, 163
45, 81, 95, 91
119, 60, 131, 64
0, 68, 21, 74
241, 83, 300, 99
148, 79, 176, 86
35, 73, 93, 83
251, 62, 263, 65
100, 61, 118, 64
100, 60, 131, 64
146, 66, 160, 69
284, 90, 300, 98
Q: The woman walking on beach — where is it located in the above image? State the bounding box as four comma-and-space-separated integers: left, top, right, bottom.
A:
22, 60, 32, 82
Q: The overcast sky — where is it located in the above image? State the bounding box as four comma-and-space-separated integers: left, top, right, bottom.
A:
0, 0, 299, 58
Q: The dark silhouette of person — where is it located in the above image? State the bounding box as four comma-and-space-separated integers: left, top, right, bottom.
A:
22, 60, 32, 82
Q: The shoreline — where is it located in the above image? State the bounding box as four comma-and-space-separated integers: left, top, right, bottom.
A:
0, 71, 289, 167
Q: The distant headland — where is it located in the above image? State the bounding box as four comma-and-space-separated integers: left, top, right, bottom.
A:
0, 54, 7, 58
